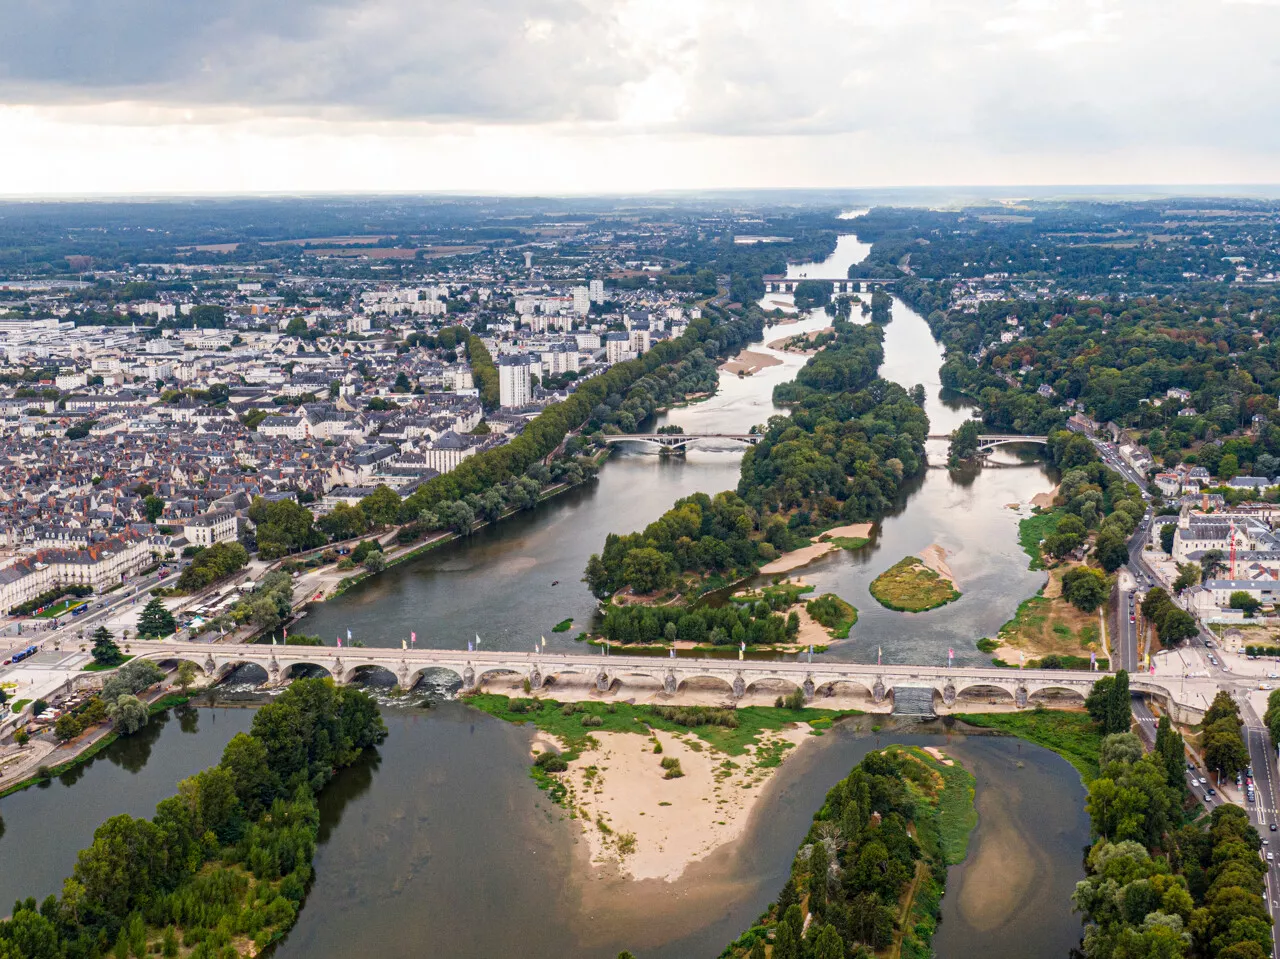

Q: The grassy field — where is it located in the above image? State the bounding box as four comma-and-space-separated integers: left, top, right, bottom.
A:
829, 535, 870, 551
993, 569, 1104, 660
954, 709, 1103, 782
1018, 508, 1064, 571
35, 599, 88, 619
805, 593, 858, 638
81, 655, 134, 672
465, 693, 862, 757
869, 557, 961, 612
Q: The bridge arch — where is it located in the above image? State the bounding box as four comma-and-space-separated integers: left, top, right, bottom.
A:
405, 665, 465, 691
1027, 685, 1088, 706
344, 663, 399, 687
745, 675, 805, 698
675, 674, 736, 698
953, 682, 1018, 705
283, 661, 334, 682
814, 678, 877, 701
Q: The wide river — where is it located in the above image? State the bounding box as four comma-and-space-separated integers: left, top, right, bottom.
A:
0, 225, 1090, 957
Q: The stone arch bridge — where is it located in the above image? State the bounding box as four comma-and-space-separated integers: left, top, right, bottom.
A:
115, 642, 1189, 718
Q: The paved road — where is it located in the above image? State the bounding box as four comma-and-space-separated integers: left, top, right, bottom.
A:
1239, 697, 1280, 955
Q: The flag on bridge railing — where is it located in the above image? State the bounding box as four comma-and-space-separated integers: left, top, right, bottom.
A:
346, 628, 352, 643
1090, 650, 1097, 670
411, 631, 416, 646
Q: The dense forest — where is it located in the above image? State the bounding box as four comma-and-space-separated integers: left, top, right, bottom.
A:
0, 679, 386, 959
719, 745, 975, 959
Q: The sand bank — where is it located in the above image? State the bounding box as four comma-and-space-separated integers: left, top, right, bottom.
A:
916, 543, 957, 584
719, 349, 783, 376
1030, 486, 1059, 509
559, 725, 815, 882
758, 523, 875, 574
767, 326, 833, 352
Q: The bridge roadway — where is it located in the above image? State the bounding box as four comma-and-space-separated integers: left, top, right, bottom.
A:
925, 433, 1049, 451
119, 641, 1187, 714
601, 433, 760, 449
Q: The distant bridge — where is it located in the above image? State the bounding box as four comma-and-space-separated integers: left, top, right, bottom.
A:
601, 433, 761, 450
102, 640, 1196, 720
763, 276, 899, 295
926, 433, 1049, 454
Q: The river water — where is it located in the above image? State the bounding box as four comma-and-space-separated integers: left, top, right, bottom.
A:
0, 222, 1089, 956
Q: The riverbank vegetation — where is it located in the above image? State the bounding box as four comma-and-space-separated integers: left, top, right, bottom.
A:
718, 745, 976, 959
585, 320, 928, 600
0, 679, 386, 959
956, 707, 1109, 782
468, 694, 860, 761
869, 557, 961, 612
805, 593, 857, 639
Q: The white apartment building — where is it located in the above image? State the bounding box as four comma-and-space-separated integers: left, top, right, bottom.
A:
605, 332, 634, 365
498, 354, 535, 408
589, 279, 605, 304
572, 286, 591, 315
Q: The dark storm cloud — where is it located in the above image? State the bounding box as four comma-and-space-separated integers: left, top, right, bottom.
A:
0, 0, 638, 122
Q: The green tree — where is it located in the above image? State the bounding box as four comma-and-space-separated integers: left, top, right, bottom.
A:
1063, 566, 1109, 612
393, 371, 412, 392
949, 419, 981, 463
107, 695, 149, 735
813, 924, 845, 959
359, 485, 401, 528
1086, 675, 1115, 725
1230, 591, 1262, 617
1155, 714, 1186, 788
1106, 669, 1131, 735
317, 502, 368, 540
1172, 563, 1199, 595
136, 598, 177, 639
143, 495, 165, 524
1160, 523, 1177, 554
363, 550, 386, 573
91, 625, 122, 666
176, 661, 197, 695
1094, 529, 1130, 573
622, 547, 674, 594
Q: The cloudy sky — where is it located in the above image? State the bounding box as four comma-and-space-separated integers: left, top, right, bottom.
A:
2, 0, 1278, 195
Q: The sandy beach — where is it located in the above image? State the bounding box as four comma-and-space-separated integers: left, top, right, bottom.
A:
719, 349, 783, 376
759, 523, 874, 574
550, 725, 815, 882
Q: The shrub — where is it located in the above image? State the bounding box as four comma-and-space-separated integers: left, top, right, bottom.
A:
534, 751, 568, 772
581, 714, 604, 727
